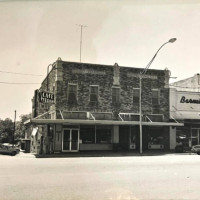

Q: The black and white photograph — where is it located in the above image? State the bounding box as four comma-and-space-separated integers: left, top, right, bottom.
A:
1, 0, 200, 199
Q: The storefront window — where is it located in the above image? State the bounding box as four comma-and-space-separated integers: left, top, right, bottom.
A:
96, 126, 112, 144
130, 132, 136, 144
176, 127, 190, 147
80, 126, 95, 144
148, 128, 164, 145
191, 129, 200, 146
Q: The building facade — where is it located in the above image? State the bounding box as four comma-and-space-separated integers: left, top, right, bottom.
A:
25, 58, 182, 154
170, 74, 200, 150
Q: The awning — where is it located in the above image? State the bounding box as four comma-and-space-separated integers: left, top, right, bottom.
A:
25, 119, 183, 127
31, 127, 38, 136
172, 111, 200, 120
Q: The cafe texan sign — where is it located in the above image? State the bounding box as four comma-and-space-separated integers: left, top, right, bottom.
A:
39, 91, 54, 103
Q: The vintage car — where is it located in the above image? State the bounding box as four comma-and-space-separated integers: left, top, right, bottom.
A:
191, 145, 200, 155
0, 143, 20, 156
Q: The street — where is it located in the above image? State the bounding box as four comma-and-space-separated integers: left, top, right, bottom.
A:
0, 153, 200, 200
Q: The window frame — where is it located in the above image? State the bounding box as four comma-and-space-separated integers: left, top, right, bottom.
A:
152, 89, 160, 105
133, 88, 140, 105
67, 83, 78, 103
89, 85, 99, 103
112, 86, 120, 105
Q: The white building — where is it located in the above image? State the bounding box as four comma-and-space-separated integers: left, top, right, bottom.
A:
170, 74, 200, 150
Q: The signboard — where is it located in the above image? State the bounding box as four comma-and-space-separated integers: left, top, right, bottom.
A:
175, 92, 200, 111
39, 91, 54, 103
180, 96, 200, 104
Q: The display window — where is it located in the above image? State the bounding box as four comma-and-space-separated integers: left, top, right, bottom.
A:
96, 126, 112, 144
176, 127, 190, 147
148, 128, 164, 145
80, 125, 112, 144
80, 126, 95, 144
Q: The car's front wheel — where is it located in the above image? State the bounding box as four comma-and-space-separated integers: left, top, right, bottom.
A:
11, 151, 17, 156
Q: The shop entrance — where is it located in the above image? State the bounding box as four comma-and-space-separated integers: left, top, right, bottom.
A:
191, 129, 200, 146
62, 129, 79, 152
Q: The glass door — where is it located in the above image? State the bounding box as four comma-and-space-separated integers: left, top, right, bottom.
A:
63, 130, 70, 151
191, 129, 200, 146
71, 130, 79, 151
62, 129, 79, 152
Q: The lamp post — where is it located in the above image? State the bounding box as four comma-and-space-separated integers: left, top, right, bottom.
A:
139, 38, 177, 154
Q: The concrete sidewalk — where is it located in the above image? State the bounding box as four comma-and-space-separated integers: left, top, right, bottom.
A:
15, 151, 35, 158
33, 150, 194, 158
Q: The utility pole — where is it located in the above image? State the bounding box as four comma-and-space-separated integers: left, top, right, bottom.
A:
13, 110, 16, 144
76, 24, 87, 62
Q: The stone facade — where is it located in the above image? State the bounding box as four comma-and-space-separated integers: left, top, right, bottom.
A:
33, 60, 170, 121
29, 59, 175, 154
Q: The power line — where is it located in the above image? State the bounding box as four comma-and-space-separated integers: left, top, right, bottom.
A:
0, 81, 40, 85
0, 70, 44, 76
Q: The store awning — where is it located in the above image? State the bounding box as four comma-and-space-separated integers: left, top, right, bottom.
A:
25, 119, 183, 127
172, 111, 200, 120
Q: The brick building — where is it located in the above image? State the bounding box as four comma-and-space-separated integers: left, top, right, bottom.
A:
25, 58, 182, 154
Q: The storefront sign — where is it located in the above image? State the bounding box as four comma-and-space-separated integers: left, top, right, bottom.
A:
39, 91, 54, 103
180, 96, 200, 104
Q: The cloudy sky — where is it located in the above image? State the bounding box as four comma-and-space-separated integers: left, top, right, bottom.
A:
0, 0, 200, 120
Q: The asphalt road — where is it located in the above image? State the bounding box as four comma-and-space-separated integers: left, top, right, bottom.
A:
0, 152, 200, 200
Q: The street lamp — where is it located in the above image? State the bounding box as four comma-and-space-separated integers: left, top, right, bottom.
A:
139, 38, 177, 154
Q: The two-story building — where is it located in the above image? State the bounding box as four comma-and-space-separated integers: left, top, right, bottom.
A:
25, 58, 182, 154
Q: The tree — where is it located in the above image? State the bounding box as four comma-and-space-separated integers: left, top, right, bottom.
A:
15, 113, 31, 139
0, 118, 13, 143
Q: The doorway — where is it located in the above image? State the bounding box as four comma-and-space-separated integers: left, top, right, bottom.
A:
191, 128, 200, 146
62, 129, 79, 152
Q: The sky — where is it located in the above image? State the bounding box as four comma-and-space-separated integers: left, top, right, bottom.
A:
1, 0, 200, 121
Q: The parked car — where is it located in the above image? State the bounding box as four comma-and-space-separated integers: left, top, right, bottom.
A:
191, 145, 200, 155
0, 143, 20, 156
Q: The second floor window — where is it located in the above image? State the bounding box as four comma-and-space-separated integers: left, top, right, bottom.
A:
133, 88, 140, 105
90, 85, 98, 103
152, 89, 160, 105
67, 84, 77, 103
112, 87, 120, 105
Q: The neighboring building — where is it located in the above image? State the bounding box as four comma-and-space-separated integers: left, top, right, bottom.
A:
170, 74, 200, 150
25, 58, 182, 154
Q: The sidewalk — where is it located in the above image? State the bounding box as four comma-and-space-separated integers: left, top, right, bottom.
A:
33, 150, 194, 158
15, 151, 35, 158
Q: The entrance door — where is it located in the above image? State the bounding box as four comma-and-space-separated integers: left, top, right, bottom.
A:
62, 129, 79, 152
191, 129, 200, 146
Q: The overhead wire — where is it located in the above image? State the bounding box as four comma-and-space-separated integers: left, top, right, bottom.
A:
0, 70, 44, 76
0, 81, 40, 85
0, 69, 44, 85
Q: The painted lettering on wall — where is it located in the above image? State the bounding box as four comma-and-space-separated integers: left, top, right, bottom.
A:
72, 69, 106, 75
180, 96, 200, 104
39, 91, 54, 103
